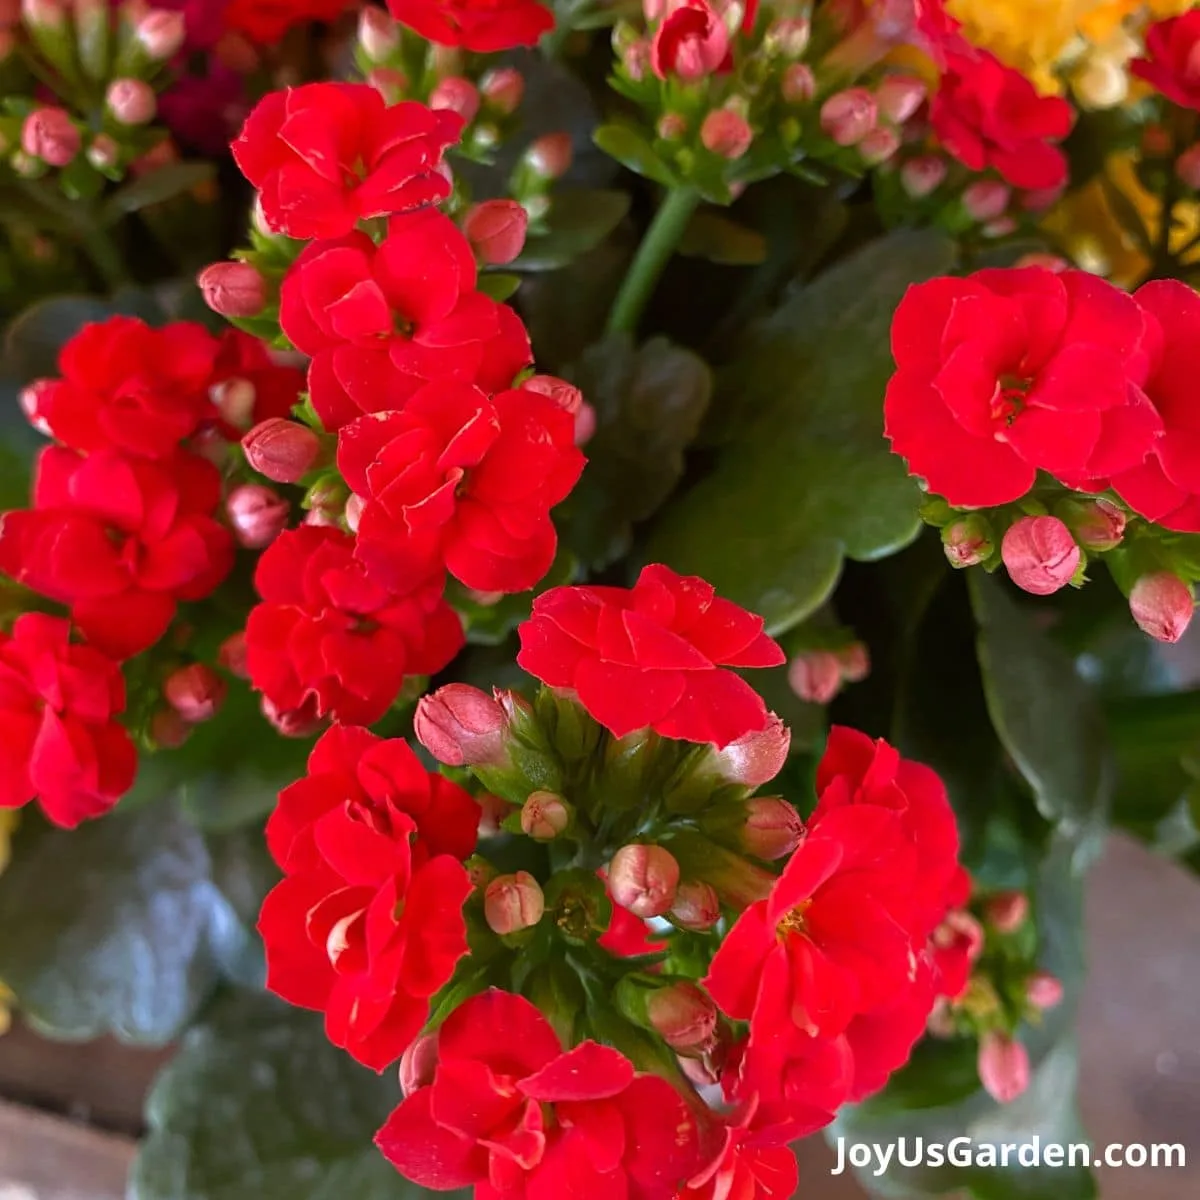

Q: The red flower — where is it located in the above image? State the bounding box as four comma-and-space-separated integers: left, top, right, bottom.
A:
386, 0, 554, 52
279, 210, 531, 430
516, 565, 784, 748
0, 449, 234, 659
338, 379, 584, 594
680, 1096, 799, 1200
224, 0, 356, 44
1111, 280, 1200, 531
0, 614, 136, 829
27, 316, 219, 461
884, 267, 1163, 507
651, 0, 731, 81
375, 989, 701, 1196
233, 84, 462, 241
246, 525, 464, 728
931, 50, 1073, 190
208, 329, 305, 436
1132, 12, 1200, 111
259, 728, 475, 1070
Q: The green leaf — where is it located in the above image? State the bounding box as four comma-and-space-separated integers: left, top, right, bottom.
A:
677, 210, 768, 265
131, 991, 460, 1200
100, 162, 216, 225
0, 803, 249, 1044
645, 229, 953, 635
477, 271, 522, 301
515, 188, 631, 271
593, 124, 677, 187
969, 572, 1113, 850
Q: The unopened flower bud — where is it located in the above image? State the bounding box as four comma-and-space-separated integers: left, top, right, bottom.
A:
647, 983, 718, 1055
21, 107, 79, 166
217, 631, 249, 679
463, 199, 527, 265
430, 76, 480, 124
358, 5, 399, 60
963, 180, 1011, 222
165, 663, 228, 724
709, 712, 790, 787
414, 683, 508, 767
740, 797, 804, 860
19, 380, 53, 435
943, 516, 993, 567
522, 373, 583, 416
820, 88, 877, 146
1026, 970, 1064, 1011
1001, 516, 1080, 596
622, 37, 650, 80
657, 111, 687, 139
1073, 54, 1127, 110
480, 66, 524, 114
198, 261, 267, 317
136, 9, 185, 60
900, 154, 946, 198
933, 909, 985, 962
226, 483, 289, 549
609, 843, 680, 918
210, 377, 256, 431
1177, 143, 1200, 191
766, 16, 809, 56
787, 650, 842, 704
1130, 572, 1194, 643
107, 78, 157, 126
985, 890, 1029, 933
242, 418, 321, 484
836, 641, 870, 683
484, 871, 545, 935
781, 62, 815, 103
263, 695, 322, 737
149, 706, 191, 748
520, 790, 570, 840
527, 132, 573, 179
701, 108, 753, 159
21, 0, 64, 30
669, 879, 720, 931
398, 1033, 438, 1096
339, 492, 362, 532
367, 66, 407, 103
1014, 251, 1069, 271
86, 134, 119, 171
1056, 496, 1125, 552
875, 74, 926, 124
978, 1032, 1030, 1104
859, 125, 900, 164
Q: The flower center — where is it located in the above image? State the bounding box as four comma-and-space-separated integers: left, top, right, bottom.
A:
990, 376, 1028, 428
776, 900, 812, 939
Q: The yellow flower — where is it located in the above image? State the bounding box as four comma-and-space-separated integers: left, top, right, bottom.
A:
1078, 0, 1193, 42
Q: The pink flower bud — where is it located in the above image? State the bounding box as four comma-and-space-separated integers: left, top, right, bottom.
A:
358, 5, 399, 60
520, 790, 570, 840
900, 155, 946, 198
942, 517, 993, 567
740, 797, 804, 860
398, 1033, 438, 1096
210, 378, 257, 431
623, 38, 651, 81
480, 67, 524, 114
787, 650, 842, 704
217, 631, 249, 679
262, 694, 323, 737
21, 107, 79, 166
978, 1032, 1030, 1104
962, 180, 1011, 222
136, 9, 185, 60
19, 380, 53, 435
933, 909, 985, 963
463, 199, 527, 265
1001, 516, 1080, 596
149, 707, 191, 748
197, 261, 267, 318
781, 63, 815, 103
1059, 497, 1125, 551
608, 843, 680, 918
859, 125, 900, 164
527, 132, 572, 179
669, 879, 720, 931
820, 88, 877, 146
226, 483, 289, 549
1020, 184, 1064, 213
430, 76, 480, 124
573, 402, 596, 446
710, 712, 790, 787
647, 983, 718, 1055
107, 78, 157, 126
985, 890, 1029, 933
367, 67, 407, 103
165, 663, 228, 724
1177, 143, 1200, 191
836, 641, 870, 683
1130, 572, 1194, 643
523, 373, 582, 413
414, 683, 508, 767
343, 492, 364, 532
1014, 252, 1068, 271
700, 108, 753, 159
86, 134, 119, 171
1026, 970, 1063, 1011
241, 418, 321, 484
766, 16, 810, 56
657, 111, 687, 139
875, 74, 926, 124
484, 871, 545, 935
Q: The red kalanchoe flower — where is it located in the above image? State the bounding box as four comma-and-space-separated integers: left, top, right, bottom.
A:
931, 50, 1073, 189
651, 0, 731, 81
375, 988, 701, 1195
233, 84, 462, 240
245, 526, 464, 729
207, 329, 305, 436
386, 0, 554, 52
259, 726, 476, 1070
679, 1096, 799, 1200
884, 266, 1163, 507
224, 0, 358, 44
517, 564, 785, 748
338, 378, 584, 594
0, 449, 234, 660
0, 614, 136, 829
279, 209, 532, 430
1111, 280, 1200, 531
1132, 11, 1200, 111
28, 316, 219, 461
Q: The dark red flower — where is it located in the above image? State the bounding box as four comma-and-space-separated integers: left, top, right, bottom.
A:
375, 988, 701, 1195
1132, 11, 1200, 111
884, 266, 1163, 507
386, 0, 554, 52
651, 0, 731, 81
338, 379, 583, 595
279, 209, 531, 430
0, 449, 234, 659
245, 525, 464, 728
233, 84, 462, 240
931, 50, 1073, 190
208, 329, 305, 436
224, 0, 357, 44
0, 614, 136, 828
516, 565, 785, 748
27, 316, 219, 461
1111, 280, 1200, 531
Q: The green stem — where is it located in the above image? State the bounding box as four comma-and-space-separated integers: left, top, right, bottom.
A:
80, 224, 126, 291
605, 186, 700, 336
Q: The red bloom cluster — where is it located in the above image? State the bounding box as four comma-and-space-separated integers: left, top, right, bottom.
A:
375, 989, 701, 1195
386, 0, 554, 52
1132, 12, 1200, 111
224, 0, 357, 44
704, 728, 960, 1128
517, 564, 785, 748
258, 724, 478, 1069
